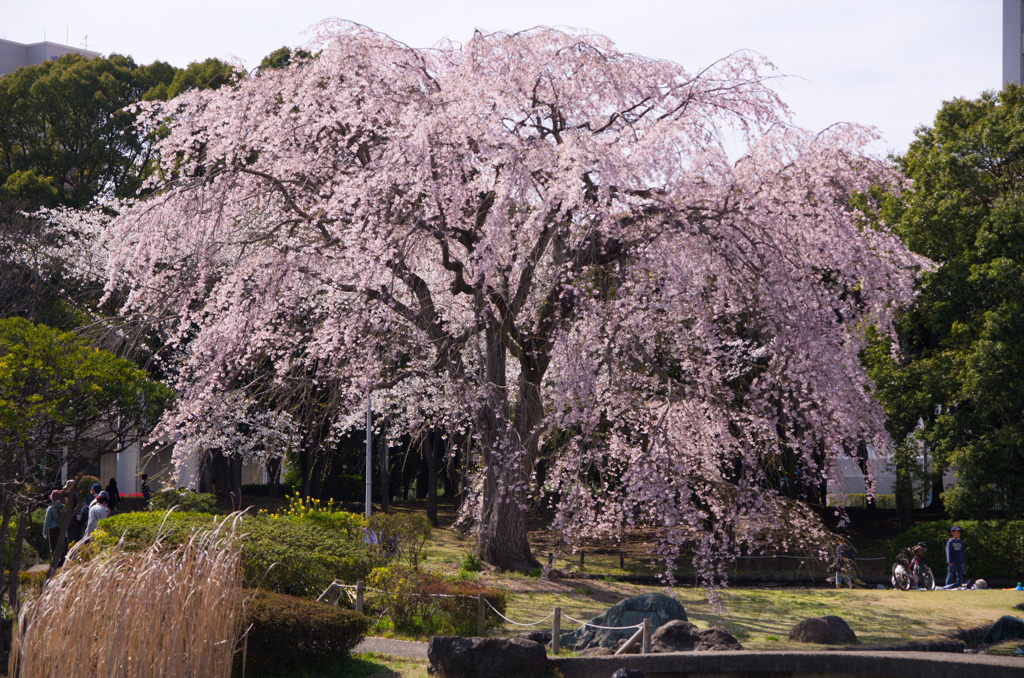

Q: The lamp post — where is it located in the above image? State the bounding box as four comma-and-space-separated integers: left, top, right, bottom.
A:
365, 392, 372, 518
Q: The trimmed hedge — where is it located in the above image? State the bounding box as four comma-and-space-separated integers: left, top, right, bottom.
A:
889, 519, 1024, 581
149, 490, 218, 513
240, 590, 368, 675
243, 518, 381, 597
115, 494, 150, 513
94, 511, 384, 598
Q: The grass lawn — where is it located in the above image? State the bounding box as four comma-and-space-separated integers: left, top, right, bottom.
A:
399, 506, 1024, 652
239, 497, 1024, 677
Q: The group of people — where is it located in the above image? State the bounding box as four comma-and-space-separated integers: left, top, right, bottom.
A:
41, 477, 128, 563
836, 524, 969, 590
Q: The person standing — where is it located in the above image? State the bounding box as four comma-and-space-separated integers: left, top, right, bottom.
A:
85, 493, 109, 538
105, 478, 120, 512
141, 474, 152, 504
64, 480, 86, 543
42, 490, 64, 558
835, 542, 857, 589
945, 525, 966, 589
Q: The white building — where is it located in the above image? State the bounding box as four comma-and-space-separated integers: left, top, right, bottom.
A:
0, 38, 100, 76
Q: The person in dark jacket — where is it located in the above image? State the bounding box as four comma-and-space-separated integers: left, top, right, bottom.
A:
945, 525, 966, 588
105, 478, 120, 512
42, 490, 64, 558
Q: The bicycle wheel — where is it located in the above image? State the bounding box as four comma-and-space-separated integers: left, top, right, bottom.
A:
920, 567, 936, 590
892, 563, 911, 590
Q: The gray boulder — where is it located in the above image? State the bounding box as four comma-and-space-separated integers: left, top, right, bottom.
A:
650, 619, 700, 652
982, 616, 1024, 645
427, 636, 546, 678
788, 616, 857, 644
517, 630, 551, 646
648, 620, 743, 653
560, 593, 687, 651
695, 627, 743, 651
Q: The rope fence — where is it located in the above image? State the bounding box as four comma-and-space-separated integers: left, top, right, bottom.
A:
312, 550, 896, 654
319, 579, 652, 654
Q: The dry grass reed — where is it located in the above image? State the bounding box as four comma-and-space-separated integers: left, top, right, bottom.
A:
9, 512, 245, 678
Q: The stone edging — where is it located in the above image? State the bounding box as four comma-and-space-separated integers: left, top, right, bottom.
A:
549, 650, 1024, 678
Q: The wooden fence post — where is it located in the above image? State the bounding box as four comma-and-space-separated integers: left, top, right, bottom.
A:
355, 580, 364, 613
642, 617, 651, 654
552, 607, 561, 654
477, 593, 486, 637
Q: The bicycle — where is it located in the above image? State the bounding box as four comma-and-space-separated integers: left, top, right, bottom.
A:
891, 542, 936, 590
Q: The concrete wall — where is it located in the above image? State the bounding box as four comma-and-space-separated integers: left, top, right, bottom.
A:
550, 650, 1024, 678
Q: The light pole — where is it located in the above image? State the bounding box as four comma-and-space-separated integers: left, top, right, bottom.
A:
365, 392, 372, 518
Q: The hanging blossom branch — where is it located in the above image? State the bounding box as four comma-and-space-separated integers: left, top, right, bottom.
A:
96, 21, 928, 581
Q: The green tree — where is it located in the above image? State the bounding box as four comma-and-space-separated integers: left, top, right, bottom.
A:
871, 84, 1024, 520
0, 53, 176, 207
144, 58, 239, 101
0, 317, 172, 602
0, 53, 235, 328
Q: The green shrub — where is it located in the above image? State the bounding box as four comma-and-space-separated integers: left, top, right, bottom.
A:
365, 565, 507, 636
242, 518, 382, 597
367, 513, 432, 568
421, 577, 507, 635
3, 524, 40, 570
17, 568, 46, 594
240, 590, 368, 675
149, 490, 218, 513
25, 508, 48, 559
94, 510, 383, 598
365, 564, 422, 631
459, 552, 482, 573
75, 475, 100, 496
92, 511, 219, 549
889, 519, 1024, 580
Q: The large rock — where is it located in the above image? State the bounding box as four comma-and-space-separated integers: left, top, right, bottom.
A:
982, 616, 1024, 645
788, 616, 857, 644
650, 619, 700, 652
646, 619, 743, 653
695, 627, 743, 651
560, 593, 687, 651
427, 636, 546, 678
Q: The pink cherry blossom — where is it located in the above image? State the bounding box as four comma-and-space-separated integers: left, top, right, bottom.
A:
102, 22, 925, 581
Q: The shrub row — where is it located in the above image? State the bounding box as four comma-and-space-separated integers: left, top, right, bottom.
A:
240, 590, 368, 675
149, 489, 219, 513
94, 511, 385, 597
889, 519, 1024, 581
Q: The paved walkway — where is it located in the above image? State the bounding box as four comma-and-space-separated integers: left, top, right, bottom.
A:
354, 637, 428, 659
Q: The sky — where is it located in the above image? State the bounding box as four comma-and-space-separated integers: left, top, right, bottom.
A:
0, 0, 1001, 156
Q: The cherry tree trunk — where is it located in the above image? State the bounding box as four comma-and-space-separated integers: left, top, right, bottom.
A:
475, 327, 541, 571
424, 430, 439, 528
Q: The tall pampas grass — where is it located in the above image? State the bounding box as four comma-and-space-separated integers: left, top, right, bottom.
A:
9, 513, 244, 678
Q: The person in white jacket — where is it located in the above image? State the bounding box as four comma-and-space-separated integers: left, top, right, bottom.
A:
85, 493, 109, 537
